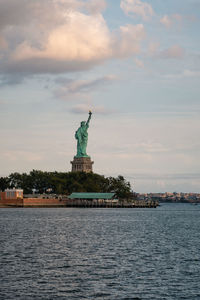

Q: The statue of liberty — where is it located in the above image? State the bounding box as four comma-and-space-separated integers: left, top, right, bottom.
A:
75, 111, 92, 157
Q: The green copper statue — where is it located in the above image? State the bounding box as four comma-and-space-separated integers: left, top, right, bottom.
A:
75, 111, 92, 157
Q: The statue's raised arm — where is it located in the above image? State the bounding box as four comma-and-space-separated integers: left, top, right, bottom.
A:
86, 110, 92, 127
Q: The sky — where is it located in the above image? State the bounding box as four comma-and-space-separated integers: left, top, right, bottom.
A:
0, 0, 200, 193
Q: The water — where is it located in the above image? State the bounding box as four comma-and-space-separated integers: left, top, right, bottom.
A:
0, 204, 200, 300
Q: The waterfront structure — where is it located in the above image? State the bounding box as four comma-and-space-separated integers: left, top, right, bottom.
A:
0, 189, 159, 208
4, 189, 23, 199
67, 193, 158, 208
69, 192, 117, 201
0, 189, 23, 206
71, 111, 94, 173
67, 192, 118, 207
0, 189, 68, 207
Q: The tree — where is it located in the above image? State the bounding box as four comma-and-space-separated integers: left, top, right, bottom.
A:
0, 170, 133, 199
0, 177, 9, 191
107, 175, 133, 199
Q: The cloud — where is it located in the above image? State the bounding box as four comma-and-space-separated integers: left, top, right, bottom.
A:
12, 12, 110, 62
0, 0, 32, 30
160, 15, 172, 28
54, 74, 117, 114
146, 43, 184, 60
0, 74, 25, 86
0, 0, 146, 77
159, 45, 185, 59
160, 14, 182, 28
120, 0, 154, 20
62, 75, 116, 94
54, 75, 117, 100
70, 103, 112, 114
113, 24, 146, 58
84, 0, 107, 14
7, 11, 112, 73
160, 14, 196, 29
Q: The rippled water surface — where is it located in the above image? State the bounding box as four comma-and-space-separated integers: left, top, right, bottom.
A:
0, 204, 200, 300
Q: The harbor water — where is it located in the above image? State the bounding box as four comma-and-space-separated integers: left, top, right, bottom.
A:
0, 203, 200, 300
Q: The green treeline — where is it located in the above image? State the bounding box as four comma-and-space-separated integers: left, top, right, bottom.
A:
0, 170, 133, 199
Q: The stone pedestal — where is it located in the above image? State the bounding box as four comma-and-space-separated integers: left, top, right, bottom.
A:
71, 157, 94, 173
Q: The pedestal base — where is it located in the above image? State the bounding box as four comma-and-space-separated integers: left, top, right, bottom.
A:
71, 157, 94, 173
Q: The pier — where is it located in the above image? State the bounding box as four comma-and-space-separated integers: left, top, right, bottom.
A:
65, 199, 159, 208
0, 191, 159, 208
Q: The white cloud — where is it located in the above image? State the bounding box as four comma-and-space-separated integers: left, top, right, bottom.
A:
0, 0, 146, 76
84, 0, 107, 14
160, 15, 172, 28
146, 43, 184, 60
160, 14, 196, 29
113, 24, 146, 58
160, 14, 182, 28
11, 11, 112, 66
120, 0, 154, 20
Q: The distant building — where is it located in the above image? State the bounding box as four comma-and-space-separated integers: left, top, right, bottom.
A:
68, 192, 117, 201
0, 189, 68, 207
0, 189, 24, 206
68, 192, 118, 206
1, 189, 23, 200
